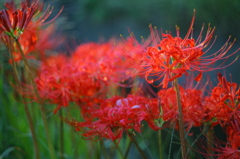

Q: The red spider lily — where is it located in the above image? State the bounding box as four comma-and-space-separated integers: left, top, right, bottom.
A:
194, 134, 240, 159
0, 1, 39, 37
0, 0, 62, 38
71, 40, 143, 86
33, 40, 143, 114
66, 95, 160, 141
7, 24, 60, 62
130, 12, 239, 88
158, 85, 206, 130
34, 55, 71, 109
32, 40, 143, 114
226, 121, 240, 150
111, 37, 147, 78
0, 0, 63, 63
193, 75, 240, 158
204, 74, 240, 126
217, 145, 240, 159
201, 121, 240, 159
218, 126, 240, 159
71, 42, 113, 81
34, 55, 104, 113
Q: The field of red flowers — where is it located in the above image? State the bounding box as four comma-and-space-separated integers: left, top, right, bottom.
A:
0, 0, 239, 159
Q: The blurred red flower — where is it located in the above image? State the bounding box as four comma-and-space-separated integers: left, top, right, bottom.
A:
158, 85, 206, 130
67, 95, 160, 141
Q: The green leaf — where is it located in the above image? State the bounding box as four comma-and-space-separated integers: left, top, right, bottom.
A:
0, 147, 16, 159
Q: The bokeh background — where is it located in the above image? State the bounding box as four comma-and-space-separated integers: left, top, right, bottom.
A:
0, 0, 239, 158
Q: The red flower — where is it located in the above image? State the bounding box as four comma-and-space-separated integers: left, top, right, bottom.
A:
204, 74, 240, 125
226, 121, 240, 150
0, 0, 62, 37
0, 1, 38, 37
0, 0, 63, 62
71, 40, 142, 86
35, 55, 104, 113
207, 121, 240, 159
217, 145, 240, 159
158, 85, 206, 130
67, 95, 160, 141
127, 12, 239, 88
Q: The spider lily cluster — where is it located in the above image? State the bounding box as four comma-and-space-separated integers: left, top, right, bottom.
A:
1, 0, 240, 158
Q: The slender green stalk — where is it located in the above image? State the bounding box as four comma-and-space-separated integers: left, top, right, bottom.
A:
9, 40, 40, 159
158, 129, 163, 159
205, 123, 213, 158
14, 38, 56, 159
22, 99, 40, 159
123, 140, 132, 159
59, 109, 64, 159
168, 126, 175, 159
173, 79, 187, 159
126, 131, 147, 159
158, 99, 163, 159
97, 140, 103, 159
114, 141, 124, 159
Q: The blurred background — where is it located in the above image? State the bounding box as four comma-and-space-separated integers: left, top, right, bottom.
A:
51, 0, 240, 41
0, 0, 239, 158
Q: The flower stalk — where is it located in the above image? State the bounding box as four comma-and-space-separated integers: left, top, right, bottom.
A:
158, 129, 163, 159
124, 140, 132, 159
204, 123, 214, 157
9, 39, 40, 159
114, 141, 124, 159
158, 99, 163, 159
173, 78, 187, 159
126, 130, 148, 159
59, 109, 64, 159
14, 37, 56, 159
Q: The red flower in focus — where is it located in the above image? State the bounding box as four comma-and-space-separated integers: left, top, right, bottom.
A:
67, 95, 160, 141
133, 12, 239, 88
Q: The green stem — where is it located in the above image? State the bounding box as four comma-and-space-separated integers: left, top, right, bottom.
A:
126, 131, 147, 159
9, 40, 40, 159
123, 140, 132, 159
14, 38, 56, 159
98, 140, 103, 159
205, 123, 213, 158
158, 129, 163, 159
22, 99, 40, 159
60, 109, 64, 159
114, 141, 124, 159
168, 125, 175, 159
173, 79, 187, 159
158, 99, 163, 159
